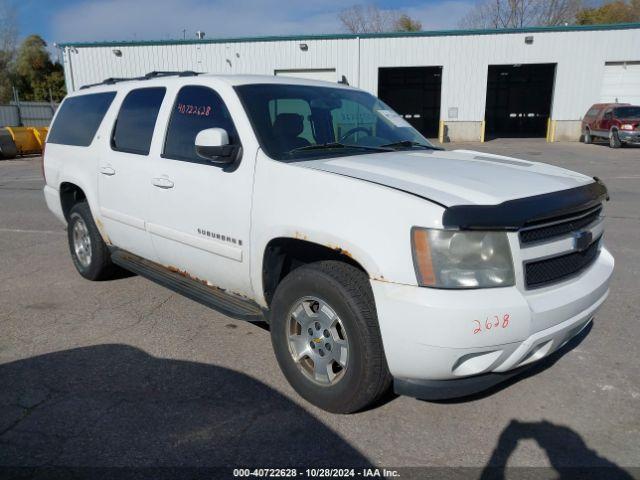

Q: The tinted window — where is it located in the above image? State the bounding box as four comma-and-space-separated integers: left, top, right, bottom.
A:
163, 86, 239, 162
585, 108, 600, 117
112, 87, 166, 155
614, 106, 640, 118
48, 92, 116, 147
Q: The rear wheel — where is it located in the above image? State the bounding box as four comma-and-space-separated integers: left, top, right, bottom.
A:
583, 128, 592, 144
67, 202, 118, 280
270, 261, 391, 413
609, 129, 622, 148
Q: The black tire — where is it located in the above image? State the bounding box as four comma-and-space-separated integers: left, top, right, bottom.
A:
609, 129, 622, 148
67, 202, 118, 280
583, 128, 592, 144
270, 261, 392, 413
0, 130, 18, 160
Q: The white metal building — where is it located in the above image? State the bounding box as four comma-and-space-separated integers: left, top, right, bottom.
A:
60, 23, 640, 142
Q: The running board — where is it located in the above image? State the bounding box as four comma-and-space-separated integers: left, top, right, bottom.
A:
110, 249, 265, 322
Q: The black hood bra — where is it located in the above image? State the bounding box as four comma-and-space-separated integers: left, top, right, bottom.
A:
442, 177, 609, 231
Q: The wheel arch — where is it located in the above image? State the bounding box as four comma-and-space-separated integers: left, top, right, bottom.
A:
59, 181, 88, 221
260, 236, 378, 307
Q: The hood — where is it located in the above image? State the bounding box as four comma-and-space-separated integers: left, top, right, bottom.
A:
298, 149, 593, 207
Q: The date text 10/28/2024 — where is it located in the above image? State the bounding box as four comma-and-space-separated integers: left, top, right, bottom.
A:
233, 468, 400, 478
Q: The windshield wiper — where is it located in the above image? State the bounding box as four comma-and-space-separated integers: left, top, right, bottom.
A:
287, 142, 391, 154
379, 140, 438, 150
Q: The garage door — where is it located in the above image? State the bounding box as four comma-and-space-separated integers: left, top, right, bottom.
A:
484, 63, 556, 139
275, 69, 336, 83
600, 62, 640, 104
378, 66, 442, 138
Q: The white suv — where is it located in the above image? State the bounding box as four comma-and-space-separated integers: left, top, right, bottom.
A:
43, 72, 614, 413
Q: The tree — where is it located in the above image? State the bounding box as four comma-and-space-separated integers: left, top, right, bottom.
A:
13, 35, 66, 102
576, 0, 640, 24
339, 5, 423, 33
0, 0, 17, 102
459, 0, 583, 28
395, 14, 423, 32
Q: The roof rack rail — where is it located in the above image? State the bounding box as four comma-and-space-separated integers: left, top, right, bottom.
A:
80, 77, 137, 89
80, 70, 200, 90
144, 70, 200, 78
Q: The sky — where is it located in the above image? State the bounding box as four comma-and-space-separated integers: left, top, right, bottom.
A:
15, 0, 475, 46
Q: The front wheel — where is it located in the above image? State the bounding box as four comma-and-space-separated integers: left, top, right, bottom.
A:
270, 261, 391, 413
609, 130, 622, 148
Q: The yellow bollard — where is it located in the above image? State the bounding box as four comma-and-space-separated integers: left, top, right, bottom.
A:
546, 118, 551, 142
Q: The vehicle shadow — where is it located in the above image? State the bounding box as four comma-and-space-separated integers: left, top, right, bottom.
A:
480, 420, 634, 480
0, 344, 370, 473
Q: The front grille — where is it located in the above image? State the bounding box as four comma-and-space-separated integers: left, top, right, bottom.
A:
520, 205, 602, 245
525, 237, 601, 288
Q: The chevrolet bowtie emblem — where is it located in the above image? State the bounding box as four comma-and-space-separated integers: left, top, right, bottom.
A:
573, 230, 593, 252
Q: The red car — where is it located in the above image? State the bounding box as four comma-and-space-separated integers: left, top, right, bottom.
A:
581, 103, 640, 148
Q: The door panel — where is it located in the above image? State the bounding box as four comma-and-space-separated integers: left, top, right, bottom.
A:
98, 87, 167, 261
598, 109, 613, 131
146, 85, 255, 297
98, 151, 156, 259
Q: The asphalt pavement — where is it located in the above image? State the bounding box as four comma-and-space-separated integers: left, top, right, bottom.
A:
0, 139, 638, 478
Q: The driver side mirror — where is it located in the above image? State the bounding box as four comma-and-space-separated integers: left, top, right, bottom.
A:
195, 128, 236, 164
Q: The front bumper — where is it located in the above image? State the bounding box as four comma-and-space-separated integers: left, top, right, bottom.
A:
371, 247, 614, 398
618, 130, 640, 143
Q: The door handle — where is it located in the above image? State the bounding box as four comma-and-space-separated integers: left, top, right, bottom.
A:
152, 177, 174, 189
100, 166, 116, 176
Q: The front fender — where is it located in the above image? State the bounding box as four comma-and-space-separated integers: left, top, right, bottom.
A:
249, 152, 445, 307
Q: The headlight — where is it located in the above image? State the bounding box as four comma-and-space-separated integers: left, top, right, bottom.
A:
620, 124, 635, 131
411, 228, 515, 288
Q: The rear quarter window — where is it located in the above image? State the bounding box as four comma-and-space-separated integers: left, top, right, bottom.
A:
585, 107, 600, 118
47, 92, 116, 147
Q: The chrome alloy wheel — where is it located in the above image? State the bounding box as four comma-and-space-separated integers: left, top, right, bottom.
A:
287, 296, 349, 386
71, 215, 92, 268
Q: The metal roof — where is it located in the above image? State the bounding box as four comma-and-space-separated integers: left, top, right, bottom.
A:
59, 22, 640, 48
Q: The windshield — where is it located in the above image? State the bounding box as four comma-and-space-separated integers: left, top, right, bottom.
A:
614, 107, 640, 118
235, 83, 436, 161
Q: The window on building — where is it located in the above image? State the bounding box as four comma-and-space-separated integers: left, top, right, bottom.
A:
112, 87, 166, 155
163, 86, 239, 162
48, 92, 116, 147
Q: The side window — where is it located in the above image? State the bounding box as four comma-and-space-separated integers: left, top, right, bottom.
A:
604, 110, 613, 120
112, 87, 166, 155
47, 92, 116, 147
163, 86, 239, 162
